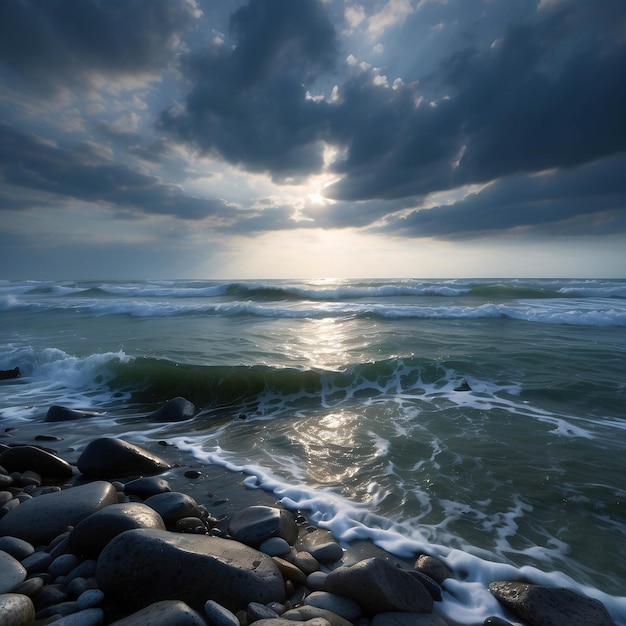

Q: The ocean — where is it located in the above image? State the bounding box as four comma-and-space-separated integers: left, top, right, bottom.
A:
1, 277, 625, 624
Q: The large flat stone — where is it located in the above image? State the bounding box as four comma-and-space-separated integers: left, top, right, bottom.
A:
0, 481, 118, 545
0, 445, 73, 479
76, 438, 170, 478
96, 528, 286, 613
324, 557, 433, 615
489, 581, 616, 626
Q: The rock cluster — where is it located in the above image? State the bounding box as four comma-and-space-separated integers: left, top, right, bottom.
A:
0, 415, 618, 626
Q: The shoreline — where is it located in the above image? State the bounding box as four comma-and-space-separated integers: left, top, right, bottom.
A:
0, 415, 621, 626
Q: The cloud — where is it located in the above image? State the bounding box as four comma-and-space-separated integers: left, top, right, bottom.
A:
160, 0, 338, 179
379, 155, 626, 238
0, 123, 230, 221
0, 0, 201, 95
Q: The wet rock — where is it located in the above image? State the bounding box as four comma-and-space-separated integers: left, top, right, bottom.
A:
293, 550, 321, 575
97, 528, 286, 613
0, 550, 26, 593
483, 617, 514, 625
45, 406, 99, 422
372, 613, 449, 626
304, 591, 362, 621
12, 576, 45, 598
324, 557, 433, 615
407, 570, 442, 601
247, 601, 280, 622
228, 505, 299, 547
147, 397, 196, 422
272, 555, 307, 585
260, 536, 291, 556
0, 536, 34, 560
70, 502, 166, 558
0, 367, 21, 381
124, 476, 171, 498
143, 492, 202, 528
48, 553, 80, 577
76, 438, 171, 478
0, 445, 73, 479
204, 599, 240, 626
308, 541, 343, 564
21, 550, 53, 575
489, 581, 616, 626
0, 480, 118, 545
414, 555, 453, 584
0, 593, 35, 626
454, 378, 472, 392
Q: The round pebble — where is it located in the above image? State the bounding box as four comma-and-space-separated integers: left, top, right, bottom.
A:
259, 537, 291, 556
304, 591, 362, 621
49, 553, 80, 577
204, 599, 240, 626
306, 571, 328, 591
0, 536, 35, 560
0, 592, 35, 626
309, 542, 343, 564
76, 588, 105, 609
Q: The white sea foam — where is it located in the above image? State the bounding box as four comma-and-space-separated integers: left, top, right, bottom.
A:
172, 437, 626, 625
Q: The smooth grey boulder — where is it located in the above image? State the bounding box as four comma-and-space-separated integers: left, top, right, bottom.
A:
147, 397, 196, 422
324, 557, 433, 615
0, 481, 118, 545
489, 581, 616, 626
0, 445, 73, 479
70, 502, 166, 558
45, 406, 99, 422
76, 438, 170, 478
0, 593, 35, 626
143, 492, 202, 528
228, 505, 298, 547
304, 591, 362, 621
0, 551, 26, 594
96, 528, 286, 613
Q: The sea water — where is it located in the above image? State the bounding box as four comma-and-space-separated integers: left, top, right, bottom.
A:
1, 277, 625, 624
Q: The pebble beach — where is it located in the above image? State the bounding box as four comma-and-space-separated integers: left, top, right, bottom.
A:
0, 396, 618, 626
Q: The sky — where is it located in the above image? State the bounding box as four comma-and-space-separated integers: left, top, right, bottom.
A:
1, 0, 625, 280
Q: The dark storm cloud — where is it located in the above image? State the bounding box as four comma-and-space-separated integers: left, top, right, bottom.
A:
160, 0, 338, 179
0, 0, 200, 94
325, 0, 626, 202
0, 123, 230, 220
156, 0, 626, 239
381, 154, 626, 239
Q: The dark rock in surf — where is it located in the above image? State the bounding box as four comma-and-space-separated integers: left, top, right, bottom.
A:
454, 378, 472, 392
147, 397, 196, 422
324, 557, 433, 615
414, 555, 453, 584
0, 445, 73, 479
228, 505, 299, 548
0, 367, 20, 381
76, 438, 171, 478
70, 502, 166, 558
96, 528, 286, 613
0, 481, 118, 545
45, 405, 100, 422
489, 581, 616, 626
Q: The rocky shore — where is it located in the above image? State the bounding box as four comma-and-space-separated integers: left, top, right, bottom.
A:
0, 399, 618, 626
